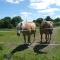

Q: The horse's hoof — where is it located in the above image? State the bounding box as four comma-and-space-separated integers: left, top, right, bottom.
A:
28, 43, 31, 45
24, 42, 27, 44
40, 41, 42, 43
48, 41, 50, 44
46, 41, 47, 43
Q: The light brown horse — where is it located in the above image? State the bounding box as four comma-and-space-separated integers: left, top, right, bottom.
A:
40, 20, 53, 43
16, 21, 36, 44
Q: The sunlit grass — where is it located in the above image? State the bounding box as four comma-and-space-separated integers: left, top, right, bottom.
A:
0, 28, 60, 60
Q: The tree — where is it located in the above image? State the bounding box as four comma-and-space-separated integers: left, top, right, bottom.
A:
0, 20, 4, 28
12, 16, 23, 27
45, 16, 53, 21
54, 17, 60, 26
33, 18, 43, 26
0, 17, 13, 28
36, 18, 43, 24
54, 17, 60, 22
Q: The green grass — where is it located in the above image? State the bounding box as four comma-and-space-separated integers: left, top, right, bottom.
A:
0, 28, 60, 60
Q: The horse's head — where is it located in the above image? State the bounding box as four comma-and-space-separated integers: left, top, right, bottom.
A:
16, 22, 22, 36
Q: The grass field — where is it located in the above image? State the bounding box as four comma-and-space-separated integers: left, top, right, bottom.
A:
0, 27, 60, 60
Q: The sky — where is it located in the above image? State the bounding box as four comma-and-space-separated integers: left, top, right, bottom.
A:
0, 0, 60, 21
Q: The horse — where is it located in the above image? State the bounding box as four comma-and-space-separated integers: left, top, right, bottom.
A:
16, 21, 36, 44
40, 20, 53, 43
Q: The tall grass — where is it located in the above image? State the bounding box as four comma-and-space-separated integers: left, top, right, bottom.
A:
0, 28, 60, 60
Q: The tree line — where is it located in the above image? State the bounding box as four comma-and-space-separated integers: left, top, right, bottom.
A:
0, 16, 23, 28
33, 16, 60, 27
0, 16, 60, 29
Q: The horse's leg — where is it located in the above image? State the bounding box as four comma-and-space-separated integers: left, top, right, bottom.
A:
49, 30, 52, 43
34, 31, 35, 40
28, 34, 31, 44
49, 34, 51, 42
33, 30, 36, 42
23, 34, 26, 44
45, 34, 48, 43
48, 34, 49, 42
41, 34, 43, 43
47, 34, 51, 43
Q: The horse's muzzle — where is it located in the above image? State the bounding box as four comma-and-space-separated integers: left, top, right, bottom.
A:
17, 33, 20, 36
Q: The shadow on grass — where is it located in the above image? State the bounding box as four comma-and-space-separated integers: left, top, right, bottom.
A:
33, 41, 49, 54
0, 44, 4, 50
4, 43, 29, 59
0, 34, 4, 36
11, 44, 29, 55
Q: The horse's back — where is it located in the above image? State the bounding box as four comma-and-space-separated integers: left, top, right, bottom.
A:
22, 22, 36, 30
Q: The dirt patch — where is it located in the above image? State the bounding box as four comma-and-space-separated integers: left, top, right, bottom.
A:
28, 27, 59, 52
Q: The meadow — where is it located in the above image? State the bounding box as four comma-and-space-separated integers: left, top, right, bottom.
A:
0, 27, 60, 60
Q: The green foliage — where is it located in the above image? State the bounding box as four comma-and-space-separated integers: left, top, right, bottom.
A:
0, 15, 60, 29
54, 18, 60, 22
36, 18, 43, 23
45, 16, 53, 21
33, 16, 60, 27
53, 18, 60, 26
11, 16, 23, 27
0, 17, 13, 28
33, 18, 43, 26
0, 16, 23, 29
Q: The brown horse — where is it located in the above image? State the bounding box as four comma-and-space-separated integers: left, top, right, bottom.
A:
40, 20, 53, 43
16, 21, 36, 44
